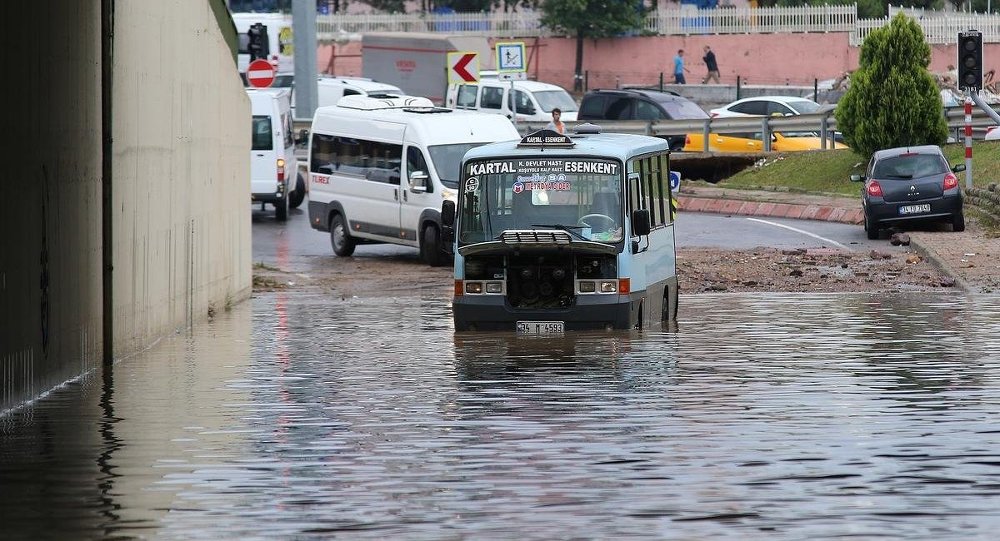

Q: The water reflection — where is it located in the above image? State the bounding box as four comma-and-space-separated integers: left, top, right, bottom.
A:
3, 293, 1000, 539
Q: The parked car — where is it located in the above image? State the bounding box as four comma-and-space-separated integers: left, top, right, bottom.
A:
578, 88, 709, 151
446, 77, 578, 123
710, 96, 823, 118
683, 131, 847, 152
850, 145, 966, 240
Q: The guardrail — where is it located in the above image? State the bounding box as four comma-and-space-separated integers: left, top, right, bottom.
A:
292, 105, 1000, 158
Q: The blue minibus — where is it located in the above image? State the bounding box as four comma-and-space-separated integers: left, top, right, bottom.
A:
441, 126, 679, 332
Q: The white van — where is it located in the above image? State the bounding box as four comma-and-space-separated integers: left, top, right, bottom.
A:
307, 95, 520, 265
445, 78, 579, 123
248, 88, 298, 221
291, 76, 405, 117
232, 13, 294, 76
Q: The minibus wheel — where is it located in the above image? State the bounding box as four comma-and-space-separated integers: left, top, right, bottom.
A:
288, 173, 306, 209
330, 213, 356, 257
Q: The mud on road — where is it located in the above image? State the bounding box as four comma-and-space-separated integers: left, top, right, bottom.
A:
253, 246, 957, 297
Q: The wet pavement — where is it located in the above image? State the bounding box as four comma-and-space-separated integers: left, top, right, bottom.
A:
5, 291, 1000, 539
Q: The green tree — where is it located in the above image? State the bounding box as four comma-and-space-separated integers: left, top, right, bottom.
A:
835, 12, 947, 157
540, 0, 646, 91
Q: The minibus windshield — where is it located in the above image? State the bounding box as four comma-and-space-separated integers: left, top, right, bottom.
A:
458, 158, 623, 245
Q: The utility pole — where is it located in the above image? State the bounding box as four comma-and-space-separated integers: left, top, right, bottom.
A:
293, 0, 318, 120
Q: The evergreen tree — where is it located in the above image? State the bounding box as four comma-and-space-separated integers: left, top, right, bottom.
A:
539, 0, 645, 91
835, 12, 947, 157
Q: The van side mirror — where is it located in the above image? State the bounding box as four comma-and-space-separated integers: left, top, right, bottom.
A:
409, 170, 430, 192
297, 129, 309, 145
441, 200, 456, 227
631, 209, 651, 236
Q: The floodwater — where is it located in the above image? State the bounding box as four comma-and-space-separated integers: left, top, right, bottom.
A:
4, 292, 1000, 539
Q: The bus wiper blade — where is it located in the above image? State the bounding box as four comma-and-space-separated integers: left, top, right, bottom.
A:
531, 224, 588, 241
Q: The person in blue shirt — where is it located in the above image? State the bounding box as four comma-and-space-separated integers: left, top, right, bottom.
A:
673, 49, 690, 84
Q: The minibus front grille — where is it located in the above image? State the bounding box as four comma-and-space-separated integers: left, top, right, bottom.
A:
500, 230, 572, 246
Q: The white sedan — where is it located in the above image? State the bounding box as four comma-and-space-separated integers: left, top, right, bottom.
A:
710, 96, 824, 118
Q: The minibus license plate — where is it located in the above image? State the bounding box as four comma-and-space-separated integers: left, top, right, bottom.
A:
517, 321, 565, 334
899, 204, 931, 215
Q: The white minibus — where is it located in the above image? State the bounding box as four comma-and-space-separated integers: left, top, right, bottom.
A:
307, 95, 520, 265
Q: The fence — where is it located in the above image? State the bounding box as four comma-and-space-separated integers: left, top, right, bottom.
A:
853, 11, 1000, 46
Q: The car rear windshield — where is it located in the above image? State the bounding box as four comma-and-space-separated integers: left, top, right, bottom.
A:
252, 116, 273, 151
874, 154, 948, 179
660, 99, 709, 119
788, 101, 820, 114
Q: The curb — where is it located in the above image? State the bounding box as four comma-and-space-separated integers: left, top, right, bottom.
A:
907, 237, 971, 293
676, 195, 863, 225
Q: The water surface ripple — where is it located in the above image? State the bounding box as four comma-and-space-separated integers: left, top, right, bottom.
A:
3, 292, 1000, 539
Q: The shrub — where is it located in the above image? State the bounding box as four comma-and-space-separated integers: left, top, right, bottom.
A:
835, 12, 948, 157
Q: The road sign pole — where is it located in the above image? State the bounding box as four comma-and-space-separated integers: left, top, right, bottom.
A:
965, 94, 973, 189
510, 80, 516, 132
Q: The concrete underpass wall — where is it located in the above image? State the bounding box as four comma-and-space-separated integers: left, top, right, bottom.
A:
1, 1, 250, 412
112, 1, 251, 357
2, 2, 104, 411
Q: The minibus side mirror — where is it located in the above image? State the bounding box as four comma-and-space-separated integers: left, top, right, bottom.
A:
631, 209, 651, 236
441, 200, 456, 227
409, 170, 430, 193
297, 129, 309, 145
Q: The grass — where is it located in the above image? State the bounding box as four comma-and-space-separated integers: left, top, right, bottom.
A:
716, 141, 1000, 197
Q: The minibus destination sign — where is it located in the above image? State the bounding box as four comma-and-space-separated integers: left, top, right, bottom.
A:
466, 159, 619, 177
517, 129, 574, 148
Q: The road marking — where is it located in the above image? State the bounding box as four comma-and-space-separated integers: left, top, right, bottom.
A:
746, 217, 851, 250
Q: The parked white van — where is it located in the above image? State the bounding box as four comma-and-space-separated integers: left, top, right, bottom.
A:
307, 95, 520, 265
248, 87, 298, 221
445, 78, 579, 123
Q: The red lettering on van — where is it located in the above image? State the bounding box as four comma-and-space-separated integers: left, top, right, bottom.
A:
396, 60, 416, 73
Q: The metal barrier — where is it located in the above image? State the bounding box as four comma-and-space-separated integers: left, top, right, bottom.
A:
292, 104, 1000, 157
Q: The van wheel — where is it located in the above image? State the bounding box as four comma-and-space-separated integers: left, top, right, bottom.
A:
330, 213, 356, 257
952, 211, 966, 232
663, 284, 679, 322
275, 196, 288, 222
421, 225, 447, 267
288, 173, 305, 209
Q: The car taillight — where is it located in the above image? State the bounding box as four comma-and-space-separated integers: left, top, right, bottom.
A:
867, 180, 883, 197
276, 158, 286, 183
943, 172, 958, 190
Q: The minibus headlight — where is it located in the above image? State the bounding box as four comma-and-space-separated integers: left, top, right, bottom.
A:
579, 281, 596, 293
466, 281, 484, 294
600, 280, 617, 293
485, 282, 503, 294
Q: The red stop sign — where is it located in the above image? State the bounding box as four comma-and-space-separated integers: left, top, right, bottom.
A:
247, 59, 276, 88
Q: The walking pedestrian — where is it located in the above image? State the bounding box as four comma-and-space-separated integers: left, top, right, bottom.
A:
673, 49, 690, 85
702, 45, 720, 84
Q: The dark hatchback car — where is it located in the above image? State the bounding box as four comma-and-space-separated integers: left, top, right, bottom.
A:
578, 88, 709, 151
851, 145, 966, 240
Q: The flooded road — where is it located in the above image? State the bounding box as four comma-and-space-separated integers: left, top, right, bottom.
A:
5, 292, 1000, 538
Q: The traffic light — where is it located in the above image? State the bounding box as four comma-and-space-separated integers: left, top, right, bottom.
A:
248, 23, 267, 61
958, 30, 983, 92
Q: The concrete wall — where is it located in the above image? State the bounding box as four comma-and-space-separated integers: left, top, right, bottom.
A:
112, 1, 251, 356
1, 1, 250, 413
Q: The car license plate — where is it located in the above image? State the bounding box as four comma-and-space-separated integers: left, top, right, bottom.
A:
899, 204, 931, 215
516, 321, 565, 334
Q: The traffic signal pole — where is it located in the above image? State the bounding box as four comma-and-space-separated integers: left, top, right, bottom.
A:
293, 0, 318, 120
964, 96, 973, 189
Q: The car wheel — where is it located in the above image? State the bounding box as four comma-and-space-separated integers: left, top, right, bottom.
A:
330, 213, 356, 257
420, 225, 447, 267
952, 211, 966, 232
864, 215, 879, 240
288, 173, 305, 209
275, 196, 288, 222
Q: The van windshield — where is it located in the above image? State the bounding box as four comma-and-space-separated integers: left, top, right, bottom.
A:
252, 116, 273, 150
533, 90, 579, 113
428, 143, 489, 189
